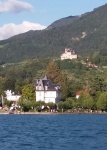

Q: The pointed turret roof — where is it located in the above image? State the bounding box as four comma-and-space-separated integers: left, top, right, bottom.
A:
43, 75, 48, 80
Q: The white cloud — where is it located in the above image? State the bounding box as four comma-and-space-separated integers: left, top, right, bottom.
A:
0, 21, 46, 40
0, 0, 33, 13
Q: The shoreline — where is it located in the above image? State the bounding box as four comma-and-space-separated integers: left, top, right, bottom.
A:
0, 111, 107, 115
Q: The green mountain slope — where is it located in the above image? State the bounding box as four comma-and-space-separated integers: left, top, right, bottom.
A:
47, 15, 79, 29
0, 4, 107, 63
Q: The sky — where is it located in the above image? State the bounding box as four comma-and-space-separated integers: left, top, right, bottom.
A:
0, 0, 107, 40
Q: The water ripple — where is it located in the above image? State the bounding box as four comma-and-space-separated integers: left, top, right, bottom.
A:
0, 114, 107, 150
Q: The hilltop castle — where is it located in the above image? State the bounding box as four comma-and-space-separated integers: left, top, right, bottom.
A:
61, 48, 77, 60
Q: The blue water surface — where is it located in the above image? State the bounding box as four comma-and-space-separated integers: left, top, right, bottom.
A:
0, 114, 107, 150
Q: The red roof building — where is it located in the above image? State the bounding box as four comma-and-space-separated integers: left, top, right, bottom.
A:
76, 90, 89, 99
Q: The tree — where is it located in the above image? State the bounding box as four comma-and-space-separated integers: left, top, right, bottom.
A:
18, 84, 36, 112
35, 101, 45, 112
21, 84, 35, 101
76, 93, 94, 109
97, 92, 107, 111
82, 94, 94, 109
46, 61, 69, 100
68, 80, 82, 97
65, 97, 74, 109
90, 75, 107, 95
58, 73, 69, 100
58, 101, 64, 110
4, 99, 12, 108
46, 60, 61, 83
47, 102, 54, 109
0, 77, 16, 92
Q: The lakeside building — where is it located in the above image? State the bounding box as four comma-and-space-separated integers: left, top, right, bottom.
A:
5, 90, 21, 103
76, 90, 89, 99
61, 48, 77, 60
35, 76, 61, 104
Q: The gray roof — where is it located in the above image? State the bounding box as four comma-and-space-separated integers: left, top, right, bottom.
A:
36, 76, 60, 91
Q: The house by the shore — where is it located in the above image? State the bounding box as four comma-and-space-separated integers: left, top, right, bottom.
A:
35, 76, 61, 104
5, 90, 21, 103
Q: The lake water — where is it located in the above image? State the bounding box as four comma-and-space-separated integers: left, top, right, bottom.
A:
0, 114, 107, 150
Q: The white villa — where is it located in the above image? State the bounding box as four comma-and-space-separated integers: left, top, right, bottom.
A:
5, 90, 21, 102
61, 48, 77, 60
35, 76, 61, 104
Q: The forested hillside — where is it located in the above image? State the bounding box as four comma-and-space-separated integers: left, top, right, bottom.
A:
0, 58, 107, 99
1, 58, 107, 112
0, 4, 107, 63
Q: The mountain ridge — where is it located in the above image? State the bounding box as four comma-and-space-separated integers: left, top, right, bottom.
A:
0, 4, 107, 63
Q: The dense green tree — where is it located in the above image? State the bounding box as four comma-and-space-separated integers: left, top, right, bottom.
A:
97, 92, 107, 111
21, 84, 35, 101
35, 101, 45, 111
74, 93, 94, 110
58, 98, 74, 110
68, 80, 82, 97
18, 100, 32, 112
4, 99, 12, 107
90, 75, 107, 95
82, 94, 94, 109
58, 101, 64, 110
65, 97, 74, 108
46, 102, 54, 109
18, 84, 36, 111
0, 77, 16, 91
